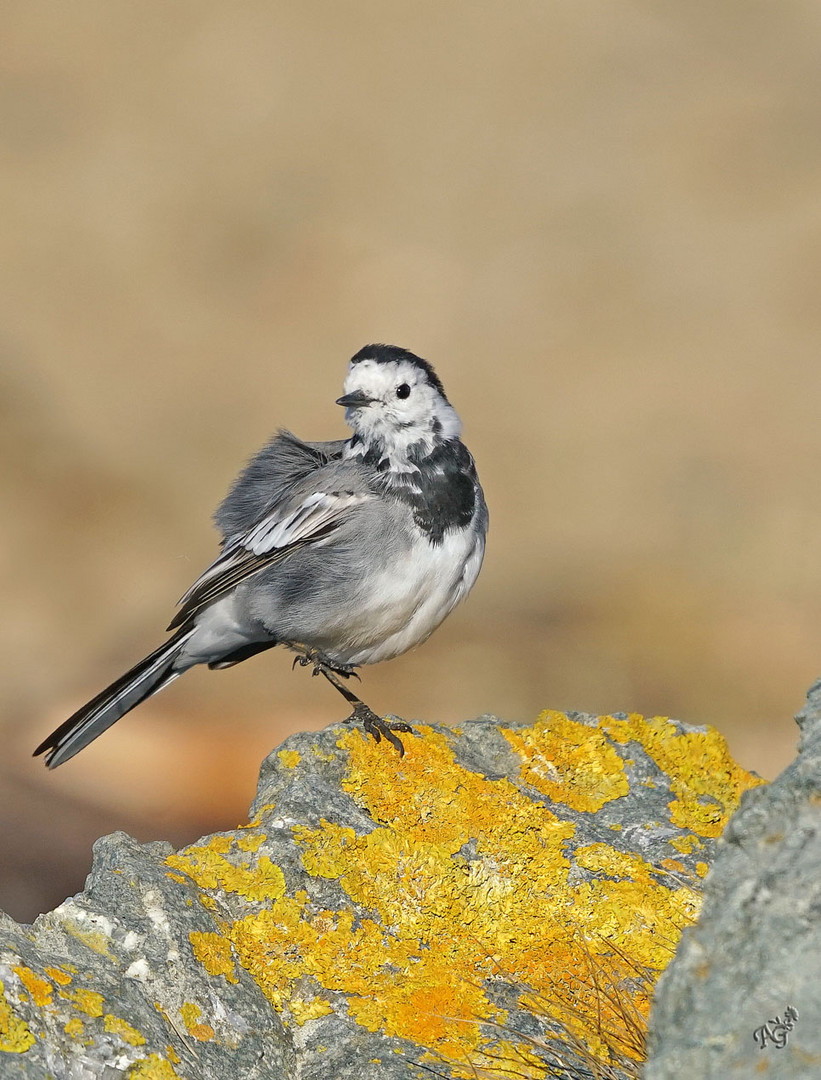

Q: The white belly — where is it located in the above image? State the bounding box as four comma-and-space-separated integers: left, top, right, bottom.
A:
335, 525, 485, 666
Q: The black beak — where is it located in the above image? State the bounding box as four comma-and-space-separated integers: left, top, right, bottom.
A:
336, 390, 374, 408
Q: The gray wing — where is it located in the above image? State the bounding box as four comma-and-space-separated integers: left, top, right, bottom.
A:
169, 446, 371, 630
214, 430, 348, 541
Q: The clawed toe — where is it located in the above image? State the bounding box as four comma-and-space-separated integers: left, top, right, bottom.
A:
346, 703, 415, 756
383, 715, 413, 734
333, 666, 360, 682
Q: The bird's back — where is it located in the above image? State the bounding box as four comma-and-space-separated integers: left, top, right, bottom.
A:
214, 430, 347, 542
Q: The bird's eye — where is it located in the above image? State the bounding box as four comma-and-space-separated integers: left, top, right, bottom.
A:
396, 383, 411, 399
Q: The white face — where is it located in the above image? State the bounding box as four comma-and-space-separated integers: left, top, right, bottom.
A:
340, 358, 461, 448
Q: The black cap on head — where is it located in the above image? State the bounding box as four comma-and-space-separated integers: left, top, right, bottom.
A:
350, 344, 448, 402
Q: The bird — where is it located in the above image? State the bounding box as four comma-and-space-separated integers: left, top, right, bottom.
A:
35, 344, 488, 767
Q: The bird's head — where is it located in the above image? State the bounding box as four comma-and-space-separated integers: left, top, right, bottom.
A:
337, 344, 461, 456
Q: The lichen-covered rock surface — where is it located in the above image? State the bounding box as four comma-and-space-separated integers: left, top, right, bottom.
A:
644, 683, 821, 1079
0, 710, 763, 1079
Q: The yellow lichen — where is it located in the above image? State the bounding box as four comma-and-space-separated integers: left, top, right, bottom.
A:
13, 966, 53, 1007
236, 832, 266, 853
277, 749, 302, 768
600, 713, 766, 837
44, 966, 73, 987
64, 924, 115, 960
128, 1054, 182, 1079
167, 840, 285, 902
179, 1001, 215, 1042
0, 979, 36, 1054
243, 802, 277, 829
64, 1017, 84, 1038
288, 995, 334, 1024
104, 1014, 146, 1046
669, 832, 703, 855
166, 1046, 181, 1064
234, 725, 672, 1059
696, 862, 709, 878
179, 1001, 198, 1026
189, 931, 238, 983
70, 989, 104, 1018
504, 711, 630, 812
156, 714, 759, 1071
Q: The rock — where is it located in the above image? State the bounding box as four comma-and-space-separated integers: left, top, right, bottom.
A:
0, 710, 762, 1078
644, 683, 821, 1079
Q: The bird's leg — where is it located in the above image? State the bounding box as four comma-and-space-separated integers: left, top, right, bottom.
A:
286, 643, 413, 754
318, 666, 413, 756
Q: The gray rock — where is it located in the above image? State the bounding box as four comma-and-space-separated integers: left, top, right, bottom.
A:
644, 683, 821, 1079
0, 711, 763, 1078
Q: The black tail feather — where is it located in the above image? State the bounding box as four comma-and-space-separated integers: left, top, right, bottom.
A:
34, 628, 194, 768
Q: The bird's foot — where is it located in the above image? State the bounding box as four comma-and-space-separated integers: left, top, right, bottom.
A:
290, 649, 359, 681
345, 703, 414, 756
322, 660, 360, 682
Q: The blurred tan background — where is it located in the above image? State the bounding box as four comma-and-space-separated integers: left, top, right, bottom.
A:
2, 1, 821, 921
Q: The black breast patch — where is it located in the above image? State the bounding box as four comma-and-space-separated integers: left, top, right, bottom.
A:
392, 440, 478, 545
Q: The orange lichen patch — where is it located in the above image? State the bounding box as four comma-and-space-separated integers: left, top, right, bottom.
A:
514, 944, 658, 1072
44, 966, 72, 987
64, 1017, 84, 1038
189, 931, 238, 983
13, 966, 53, 1007
179, 1001, 215, 1042
230, 901, 498, 1056
503, 711, 630, 812
70, 988, 105, 1018
600, 713, 766, 837
236, 832, 266, 853
104, 1014, 146, 1046
167, 840, 285, 903
127, 1054, 183, 1079
0, 979, 36, 1053
277, 749, 301, 768
659, 858, 686, 873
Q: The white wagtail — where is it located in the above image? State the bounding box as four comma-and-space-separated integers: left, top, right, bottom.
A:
36, 345, 488, 766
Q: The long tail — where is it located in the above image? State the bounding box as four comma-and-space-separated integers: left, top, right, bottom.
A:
34, 627, 195, 769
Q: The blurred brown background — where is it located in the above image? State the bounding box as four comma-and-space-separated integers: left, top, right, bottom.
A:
2, 1, 821, 922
